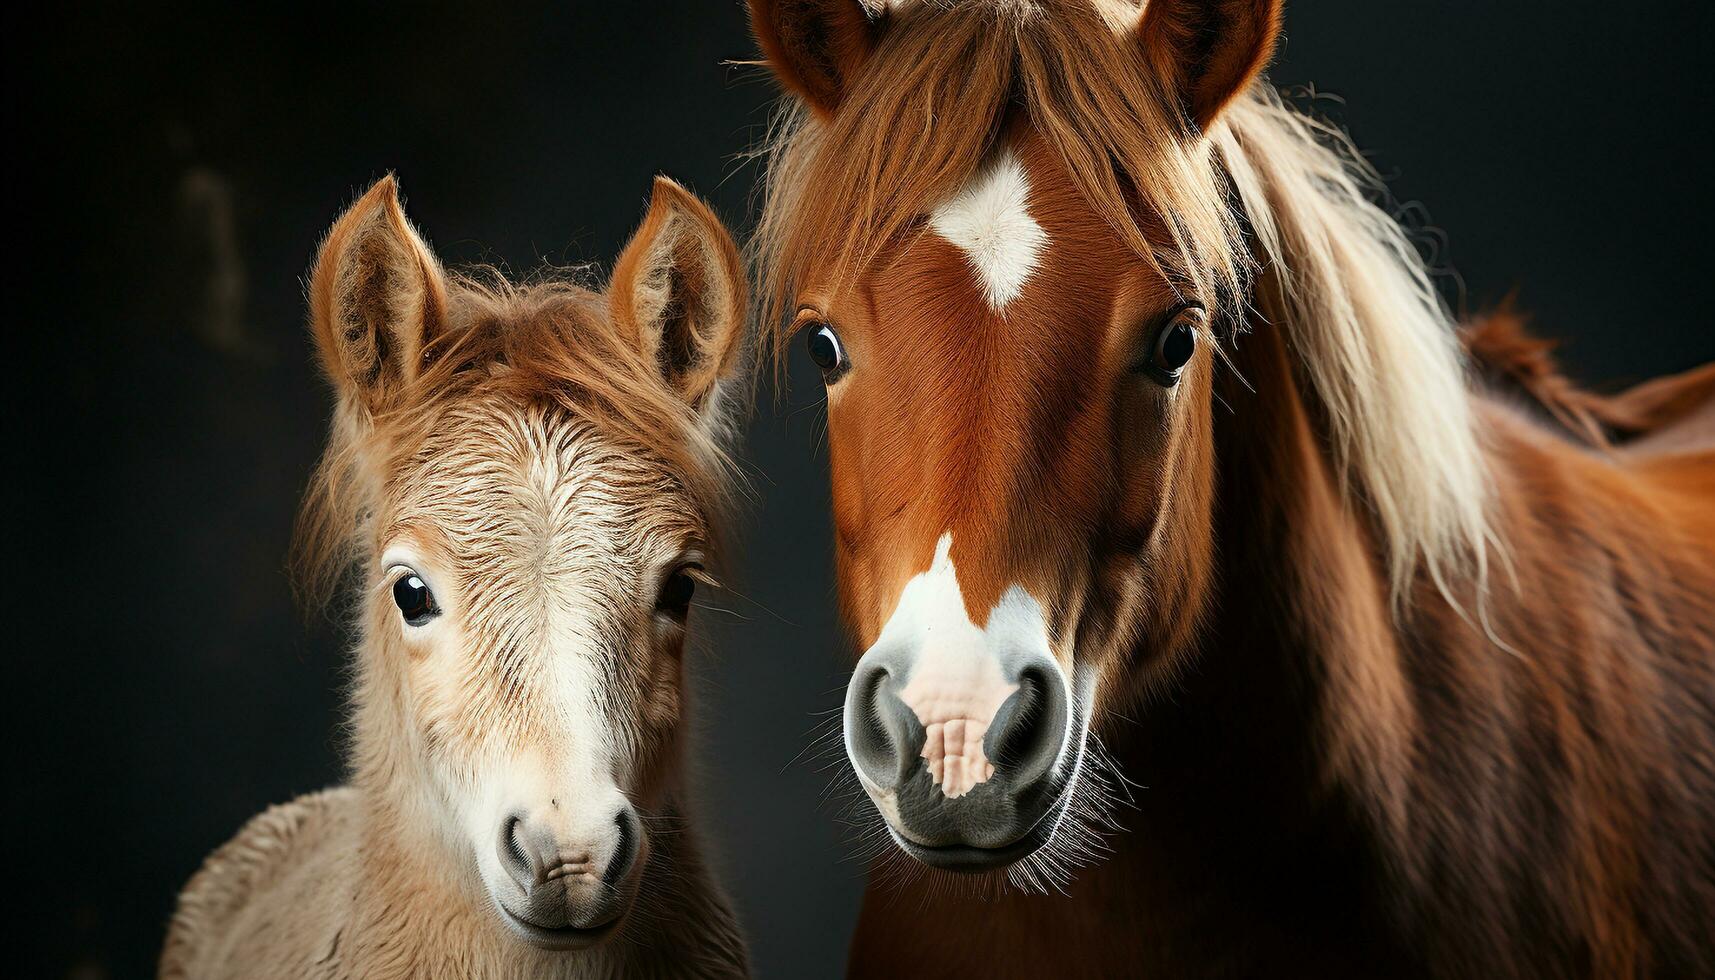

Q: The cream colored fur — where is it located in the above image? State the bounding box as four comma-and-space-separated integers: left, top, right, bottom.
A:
162, 176, 751, 979
161, 789, 744, 979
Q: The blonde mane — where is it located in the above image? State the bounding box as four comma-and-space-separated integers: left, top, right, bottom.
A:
294, 271, 741, 609
750, 0, 1491, 605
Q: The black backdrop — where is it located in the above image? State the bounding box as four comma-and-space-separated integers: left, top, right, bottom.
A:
14, 2, 1714, 977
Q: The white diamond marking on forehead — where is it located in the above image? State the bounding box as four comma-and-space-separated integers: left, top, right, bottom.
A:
928, 148, 1049, 310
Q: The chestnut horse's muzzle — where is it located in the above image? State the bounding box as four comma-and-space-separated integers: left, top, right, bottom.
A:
845, 642, 1076, 872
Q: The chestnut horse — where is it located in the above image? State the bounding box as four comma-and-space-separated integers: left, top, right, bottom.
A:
163, 176, 751, 978
746, 1, 1715, 977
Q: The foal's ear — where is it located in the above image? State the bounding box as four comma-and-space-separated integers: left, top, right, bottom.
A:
1138, 0, 1284, 131
748, 0, 885, 118
308, 175, 447, 412
609, 178, 747, 412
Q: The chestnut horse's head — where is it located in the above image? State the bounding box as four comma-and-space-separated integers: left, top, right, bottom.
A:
749, 0, 1490, 879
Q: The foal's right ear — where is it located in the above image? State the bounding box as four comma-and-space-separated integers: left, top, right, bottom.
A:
748, 0, 885, 118
308, 175, 447, 413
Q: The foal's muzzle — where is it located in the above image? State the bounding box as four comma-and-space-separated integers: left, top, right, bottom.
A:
492, 802, 643, 950
845, 642, 1075, 872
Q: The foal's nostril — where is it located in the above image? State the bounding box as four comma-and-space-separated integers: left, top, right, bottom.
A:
500, 814, 533, 886
604, 806, 640, 888
985, 662, 1068, 789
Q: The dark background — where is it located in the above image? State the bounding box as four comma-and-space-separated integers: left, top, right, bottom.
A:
14, 2, 1713, 977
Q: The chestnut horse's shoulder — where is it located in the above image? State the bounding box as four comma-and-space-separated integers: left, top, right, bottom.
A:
160, 786, 358, 979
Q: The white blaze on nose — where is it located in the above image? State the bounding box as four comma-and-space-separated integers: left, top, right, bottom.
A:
929, 148, 1048, 310
877, 535, 1048, 799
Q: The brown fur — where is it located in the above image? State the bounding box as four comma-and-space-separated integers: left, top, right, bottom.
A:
749, 1, 1715, 976
746, 0, 887, 117
1466, 308, 1715, 448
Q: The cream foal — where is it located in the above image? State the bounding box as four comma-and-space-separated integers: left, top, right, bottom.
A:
162, 176, 751, 979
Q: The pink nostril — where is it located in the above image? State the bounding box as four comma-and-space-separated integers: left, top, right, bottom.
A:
543, 851, 596, 882
502, 817, 597, 886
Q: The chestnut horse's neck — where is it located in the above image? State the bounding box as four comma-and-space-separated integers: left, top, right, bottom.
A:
1100, 298, 1715, 977
1086, 303, 1423, 974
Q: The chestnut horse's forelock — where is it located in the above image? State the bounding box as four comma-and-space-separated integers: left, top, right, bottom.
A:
752, 0, 1492, 609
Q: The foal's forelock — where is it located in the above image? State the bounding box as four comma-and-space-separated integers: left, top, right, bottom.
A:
383, 399, 700, 755
296, 281, 737, 602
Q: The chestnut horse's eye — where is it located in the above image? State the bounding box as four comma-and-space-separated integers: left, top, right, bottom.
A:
658, 567, 698, 620
805, 322, 849, 382
392, 573, 439, 626
1144, 305, 1203, 386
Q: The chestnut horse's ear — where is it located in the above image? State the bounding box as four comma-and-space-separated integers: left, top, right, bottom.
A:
747, 0, 885, 118
307, 175, 447, 412
1138, 0, 1284, 131
609, 177, 747, 413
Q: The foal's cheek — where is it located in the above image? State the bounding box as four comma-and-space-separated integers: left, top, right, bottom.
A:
618, 640, 686, 803
640, 635, 686, 731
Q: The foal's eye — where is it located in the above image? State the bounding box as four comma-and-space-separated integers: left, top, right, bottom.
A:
391, 572, 439, 627
1143, 305, 1203, 386
657, 566, 698, 621
804, 322, 849, 383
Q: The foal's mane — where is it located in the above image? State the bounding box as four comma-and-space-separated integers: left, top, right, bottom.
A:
751, 0, 1492, 607
294, 272, 740, 610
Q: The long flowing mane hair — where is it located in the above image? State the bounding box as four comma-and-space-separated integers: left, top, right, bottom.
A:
750, 0, 1493, 607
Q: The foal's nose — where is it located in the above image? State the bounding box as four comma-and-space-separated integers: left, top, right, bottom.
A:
496, 802, 641, 945
845, 642, 1070, 852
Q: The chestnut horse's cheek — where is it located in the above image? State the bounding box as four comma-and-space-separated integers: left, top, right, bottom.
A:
1101, 392, 1179, 549
828, 459, 866, 559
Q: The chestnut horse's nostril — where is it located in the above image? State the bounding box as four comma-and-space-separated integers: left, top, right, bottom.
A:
845, 659, 926, 791
986, 662, 1068, 789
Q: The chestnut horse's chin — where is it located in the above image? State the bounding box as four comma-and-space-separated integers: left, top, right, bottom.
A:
885, 778, 1079, 874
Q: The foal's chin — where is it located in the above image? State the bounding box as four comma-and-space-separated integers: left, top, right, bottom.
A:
886, 790, 1075, 875
486, 867, 644, 953
493, 896, 631, 952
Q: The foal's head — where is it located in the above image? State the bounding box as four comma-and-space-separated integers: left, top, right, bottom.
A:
300, 176, 745, 947
753, 0, 1488, 880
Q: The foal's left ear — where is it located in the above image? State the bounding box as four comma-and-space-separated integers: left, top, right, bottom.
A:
610, 178, 747, 413
1138, 0, 1284, 131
